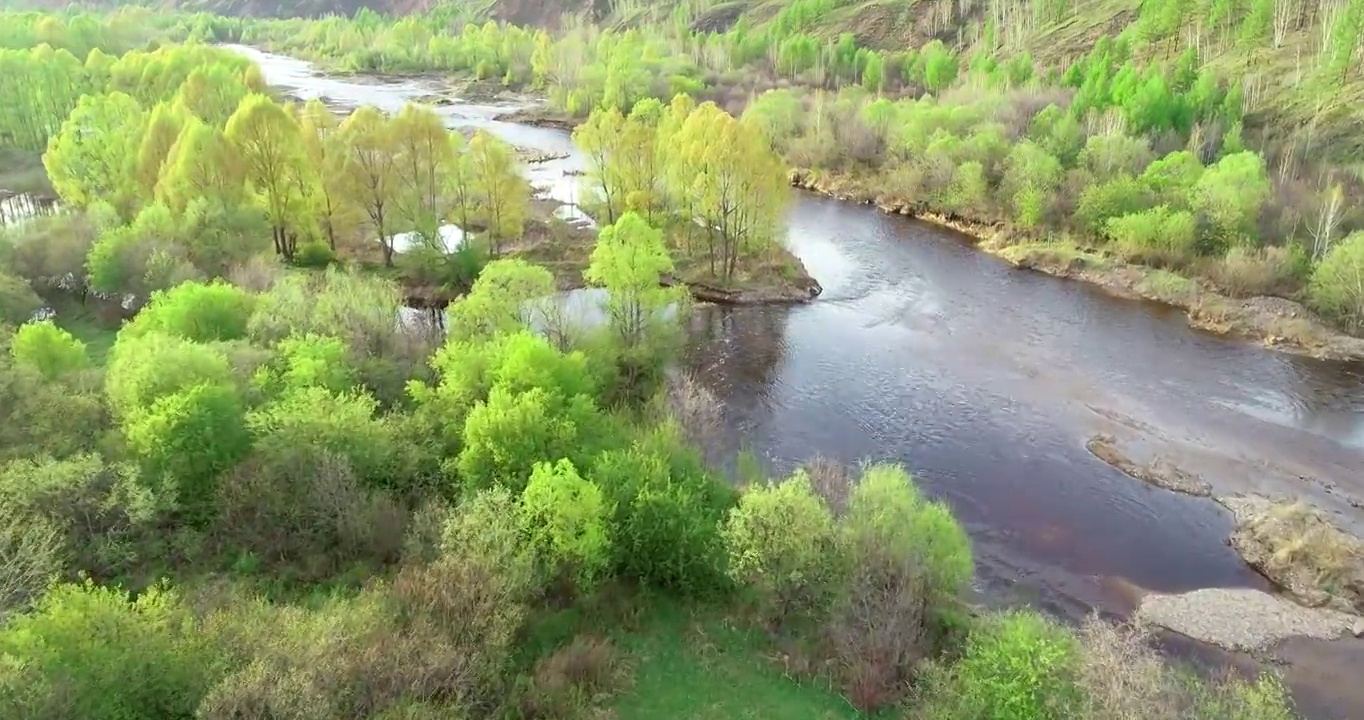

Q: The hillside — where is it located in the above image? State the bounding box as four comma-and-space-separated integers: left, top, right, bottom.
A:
107, 0, 1363, 172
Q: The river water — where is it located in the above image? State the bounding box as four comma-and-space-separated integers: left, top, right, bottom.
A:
233, 45, 1364, 709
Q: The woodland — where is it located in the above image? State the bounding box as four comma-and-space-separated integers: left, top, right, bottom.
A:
0, 4, 1344, 720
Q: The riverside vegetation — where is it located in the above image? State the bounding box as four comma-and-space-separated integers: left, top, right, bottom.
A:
162, 0, 1364, 353
0, 6, 1332, 720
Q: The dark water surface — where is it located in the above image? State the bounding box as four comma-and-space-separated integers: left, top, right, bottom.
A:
232, 46, 1364, 622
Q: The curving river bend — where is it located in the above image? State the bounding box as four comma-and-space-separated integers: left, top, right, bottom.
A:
231, 46, 1364, 718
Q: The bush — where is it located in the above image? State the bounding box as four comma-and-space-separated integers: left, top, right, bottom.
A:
722, 471, 839, 625
0, 502, 63, 618
292, 240, 335, 268
10, 320, 88, 379
520, 459, 613, 593
0, 454, 156, 584
516, 636, 618, 720
0, 581, 221, 720
124, 280, 256, 343
1202, 244, 1306, 298
212, 448, 407, 584
592, 445, 730, 595
826, 464, 973, 712
1073, 616, 1299, 720
1308, 231, 1364, 331
204, 493, 538, 719
922, 611, 1079, 720
1104, 206, 1198, 267
0, 271, 42, 326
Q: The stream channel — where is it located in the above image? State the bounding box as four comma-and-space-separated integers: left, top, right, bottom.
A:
229, 45, 1364, 718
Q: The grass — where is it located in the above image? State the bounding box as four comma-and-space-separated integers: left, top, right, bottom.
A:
995, 240, 1109, 271
1135, 269, 1196, 303
1230, 499, 1364, 614
607, 598, 861, 720
48, 296, 120, 365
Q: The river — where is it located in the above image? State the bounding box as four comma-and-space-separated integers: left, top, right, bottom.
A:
230, 45, 1364, 717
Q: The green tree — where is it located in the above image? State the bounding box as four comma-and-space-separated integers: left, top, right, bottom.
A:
155, 118, 247, 217
225, 93, 310, 260
122, 280, 255, 343
1308, 231, 1364, 331
135, 101, 188, 200
671, 101, 787, 280
299, 98, 359, 252
722, 471, 839, 623
391, 103, 458, 245
585, 212, 682, 352
1193, 151, 1270, 245
337, 106, 400, 266
470, 130, 527, 256
43, 91, 146, 218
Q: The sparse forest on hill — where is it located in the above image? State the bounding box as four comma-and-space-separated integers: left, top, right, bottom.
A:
0, 4, 1348, 720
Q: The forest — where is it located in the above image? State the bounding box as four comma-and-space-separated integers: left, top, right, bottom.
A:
0, 5, 1335, 720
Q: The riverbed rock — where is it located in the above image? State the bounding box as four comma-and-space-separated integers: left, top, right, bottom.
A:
1137, 587, 1357, 652
1354, 619, 1364, 637
1085, 434, 1212, 497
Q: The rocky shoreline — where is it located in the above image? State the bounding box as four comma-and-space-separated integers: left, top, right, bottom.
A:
789, 168, 1364, 362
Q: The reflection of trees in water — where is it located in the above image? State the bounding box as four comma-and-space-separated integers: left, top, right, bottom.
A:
681, 305, 792, 430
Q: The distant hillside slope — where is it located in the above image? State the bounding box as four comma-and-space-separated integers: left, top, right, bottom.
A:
20, 0, 1364, 169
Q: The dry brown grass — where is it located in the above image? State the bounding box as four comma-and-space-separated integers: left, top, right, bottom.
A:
803, 455, 854, 517
1231, 499, 1364, 614
665, 370, 725, 466
516, 636, 620, 719
1200, 245, 1305, 298
1072, 614, 1300, 720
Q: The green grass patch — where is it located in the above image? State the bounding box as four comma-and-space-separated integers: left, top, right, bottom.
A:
996, 241, 1108, 271
607, 597, 862, 720
48, 297, 120, 365
1136, 268, 1196, 303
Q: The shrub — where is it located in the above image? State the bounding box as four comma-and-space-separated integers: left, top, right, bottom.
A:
1104, 206, 1198, 267
1308, 231, 1364, 331
722, 471, 839, 625
1075, 177, 1153, 236
0, 502, 63, 618
1203, 244, 1306, 297
0, 454, 156, 584
826, 464, 973, 712
592, 445, 730, 595
212, 448, 407, 584
0, 581, 221, 720
456, 387, 606, 494
923, 610, 1079, 720
440, 487, 540, 602
1072, 616, 1299, 720
0, 271, 42, 326
292, 240, 335, 268
516, 636, 618, 720
123, 280, 256, 343
520, 459, 613, 592
10, 321, 88, 379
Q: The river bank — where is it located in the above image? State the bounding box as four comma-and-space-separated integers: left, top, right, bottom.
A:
239, 47, 1364, 718
787, 168, 1364, 363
